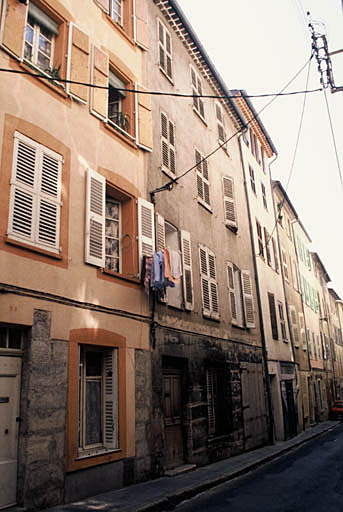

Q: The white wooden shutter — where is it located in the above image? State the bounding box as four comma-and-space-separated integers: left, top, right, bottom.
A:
181, 230, 194, 311
227, 262, 237, 325
241, 270, 255, 328
85, 168, 105, 267
103, 348, 118, 449
299, 312, 307, 350
8, 134, 38, 243
168, 119, 176, 174
208, 250, 219, 319
290, 306, 299, 346
138, 197, 155, 275
202, 159, 210, 206
156, 213, 165, 251
222, 176, 237, 228
37, 147, 62, 250
199, 245, 211, 317
206, 369, 216, 435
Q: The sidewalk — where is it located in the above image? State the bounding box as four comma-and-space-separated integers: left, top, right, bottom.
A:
47, 421, 340, 512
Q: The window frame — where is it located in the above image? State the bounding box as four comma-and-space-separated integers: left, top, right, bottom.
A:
24, 13, 55, 71
105, 197, 122, 274
109, 0, 123, 25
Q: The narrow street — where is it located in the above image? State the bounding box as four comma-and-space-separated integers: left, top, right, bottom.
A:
176, 424, 343, 512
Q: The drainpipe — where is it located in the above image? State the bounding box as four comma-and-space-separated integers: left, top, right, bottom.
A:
238, 133, 274, 445
149, 190, 157, 349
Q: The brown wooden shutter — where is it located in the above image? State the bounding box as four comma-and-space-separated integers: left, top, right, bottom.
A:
134, 0, 149, 49
1, 0, 27, 58
90, 45, 109, 120
136, 84, 152, 151
67, 23, 90, 103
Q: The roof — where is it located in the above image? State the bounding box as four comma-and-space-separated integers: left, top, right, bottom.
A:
311, 252, 331, 283
328, 287, 342, 302
156, 0, 245, 129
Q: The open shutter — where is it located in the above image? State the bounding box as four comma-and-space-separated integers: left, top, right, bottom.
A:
168, 120, 176, 174
37, 147, 62, 251
227, 262, 237, 325
134, 0, 149, 50
181, 230, 193, 311
156, 213, 165, 251
90, 45, 109, 120
103, 349, 118, 449
67, 23, 90, 103
206, 369, 216, 435
161, 112, 169, 170
289, 306, 299, 346
195, 149, 203, 200
208, 250, 219, 319
135, 83, 152, 151
202, 159, 210, 206
8, 133, 38, 242
242, 270, 255, 328
199, 245, 211, 317
1, 0, 27, 59
85, 168, 105, 267
222, 176, 237, 228
138, 197, 155, 275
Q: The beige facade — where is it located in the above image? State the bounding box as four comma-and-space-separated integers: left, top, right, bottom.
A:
0, 0, 153, 508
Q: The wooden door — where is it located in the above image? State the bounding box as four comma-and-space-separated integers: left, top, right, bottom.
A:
0, 357, 21, 509
163, 370, 184, 469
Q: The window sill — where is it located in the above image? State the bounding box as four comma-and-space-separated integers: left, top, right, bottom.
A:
198, 198, 212, 213
203, 312, 220, 322
5, 235, 63, 260
101, 268, 140, 284
76, 447, 121, 461
162, 167, 177, 181
225, 222, 238, 234
103, 121, 137, 149
159, 66, 174, 85
192, 106, 207, 126
20, 61, 69, 100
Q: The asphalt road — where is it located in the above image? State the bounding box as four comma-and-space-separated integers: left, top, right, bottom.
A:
176, 424, 343, 512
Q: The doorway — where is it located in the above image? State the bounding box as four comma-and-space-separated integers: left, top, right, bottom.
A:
162, 370, 185, 469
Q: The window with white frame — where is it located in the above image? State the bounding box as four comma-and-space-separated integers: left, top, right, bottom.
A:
199, 245, 219, 319
195, 149, 210, 208
215, 102, 226, 144
249, 166, 256, 195
105, 198, 121, 272
278, 302, 287, 341
8, 132, 62, 253
261, 183, 267, 209
24, 3, 58, 71
78, 346, 118, 454
190, 66, 205, 119
227, 263, 255, 328
158, 19, 172, 80
161, 112, 176, 175
110, 0, 123, 25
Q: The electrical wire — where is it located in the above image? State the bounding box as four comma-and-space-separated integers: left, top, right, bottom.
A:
0, 67, 322, 98
322, 87, 343, 195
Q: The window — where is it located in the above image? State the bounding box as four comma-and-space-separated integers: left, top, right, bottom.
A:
206, 366, 231, 437
195, 149, 210, 208
289, 306, 299, 347
264, 228, 272, 266
281, 248, 289, 282
250, 129, 260, 163
8, 132, 62, 254
256, 220, 264, 259
78, 346, 118, 454
278, 302, 287, 341
222, 176, 237, 230
306, 328, 312, 357
268, 293, 278, 340
190, 66, 205, 119
110, 0, 123, 25
227, 263, 255, 328
158, 19, 172, 80
108, 70, 129, 133
249, 166, 256, 195
261, 183, 267, 209
199, 245, 219, 319
24, 3, 58, 72
0, 326, 24, 351
215, 103, 226, 144
105, 198, 121, 272
161, 112, 176, 175
272, 238, 279, 272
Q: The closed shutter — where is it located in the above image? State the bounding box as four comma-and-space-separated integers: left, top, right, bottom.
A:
134, 0, 149, 49
1, 0, 27, 59
206, 369, 216, 435
199, 245, 211, 317
242, 270, 255, 328
227, 262, 237, 325
135, 83, 152, 151
299, 313, 307, 350
268, 293, 278, 340
85, 168, 105, 267
195, 150, 210, 207
289, 306, 299, 346
272, 238, 279, 271
158, 20, 165, 70
90, 45, 109, 120
216, 103, 226, 143
195, 149, 203, 200
161, 113, 175, 174
67, 23, 90, 103
222, 176, 237, 228
208, 250, 219, 319
103, 348, 118, 449
168, 120, 176, 174
156, 213, 165, 251
138, 197, 155, 274
181, 230, 194, 310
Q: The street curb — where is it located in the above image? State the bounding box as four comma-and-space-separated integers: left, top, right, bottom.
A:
133, 423, 340, 512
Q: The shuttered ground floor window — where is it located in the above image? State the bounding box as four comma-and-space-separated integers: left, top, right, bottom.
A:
78, 346, 118, 455
206, 366, 231, 437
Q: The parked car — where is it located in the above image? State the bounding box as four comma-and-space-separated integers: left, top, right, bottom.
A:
330, 400, 343, 420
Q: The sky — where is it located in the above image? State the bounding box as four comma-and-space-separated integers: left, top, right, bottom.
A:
176, 0, 343, 297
